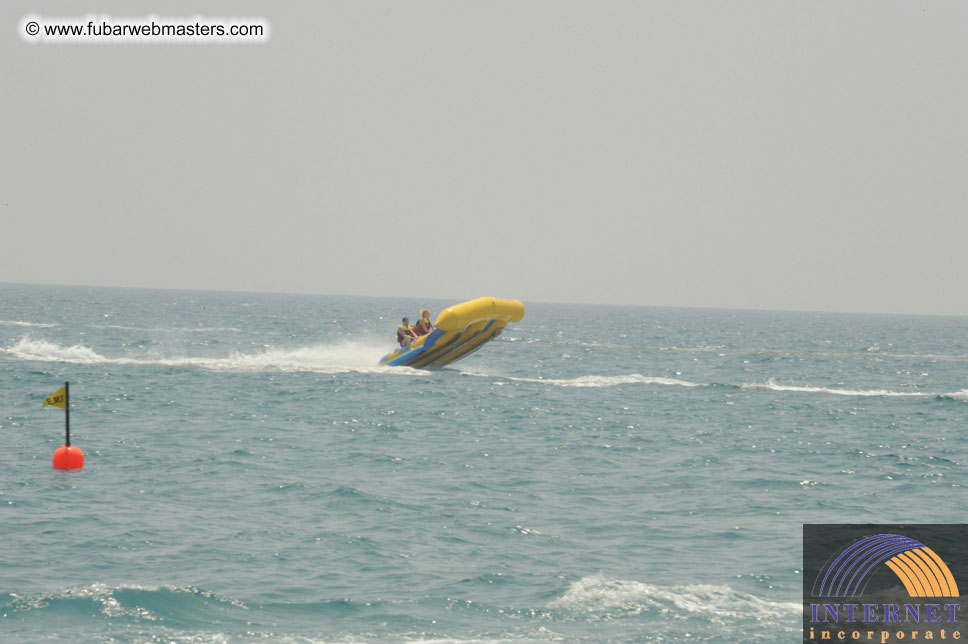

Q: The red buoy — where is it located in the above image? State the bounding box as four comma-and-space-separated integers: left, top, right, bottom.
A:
53, 445, 84, 470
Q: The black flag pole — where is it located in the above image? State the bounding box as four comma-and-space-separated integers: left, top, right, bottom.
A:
64, 381, 70, 447
49, 380, 83, 470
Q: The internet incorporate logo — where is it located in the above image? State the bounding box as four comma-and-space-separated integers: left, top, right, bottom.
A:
803, 525, 966, 644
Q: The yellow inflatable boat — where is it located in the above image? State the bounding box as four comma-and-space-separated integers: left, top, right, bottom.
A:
379, 297, 525, 368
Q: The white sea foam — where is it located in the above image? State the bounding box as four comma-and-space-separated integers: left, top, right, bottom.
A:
97, 323, 245, 333
6, 337, 964, 401
0, 337, 409, 375
548, 574, 800, 624
742, 378, 931, 398
2, 337, 108, 363
940, 389, 968, 401
0, 319, 58, 328
507, 374, 702, 388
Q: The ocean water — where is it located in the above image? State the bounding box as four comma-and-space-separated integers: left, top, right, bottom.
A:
1, 284, 966, 644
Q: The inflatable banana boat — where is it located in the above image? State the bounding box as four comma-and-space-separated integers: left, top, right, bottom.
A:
379, 297, 525, 368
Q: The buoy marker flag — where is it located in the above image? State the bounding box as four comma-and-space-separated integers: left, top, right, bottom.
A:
45, 381, 84, 469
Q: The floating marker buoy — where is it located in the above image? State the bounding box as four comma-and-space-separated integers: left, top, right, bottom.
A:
53, 445, 84, 470
45, 381, 84, 470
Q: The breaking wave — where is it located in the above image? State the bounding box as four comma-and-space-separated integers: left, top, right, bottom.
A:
548, 574, 800, 626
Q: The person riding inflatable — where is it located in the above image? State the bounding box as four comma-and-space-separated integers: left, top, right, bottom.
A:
412, 309, 435, 336
397, 317, 418, 348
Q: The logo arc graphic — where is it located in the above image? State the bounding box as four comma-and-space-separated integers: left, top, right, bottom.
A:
814, 533, 960, 598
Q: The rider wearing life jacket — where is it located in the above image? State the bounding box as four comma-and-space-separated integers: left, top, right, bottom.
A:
412, 309, 435, 336
397, 317, 418, 348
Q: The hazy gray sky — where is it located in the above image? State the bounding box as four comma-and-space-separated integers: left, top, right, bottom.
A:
3, 1, 967, 315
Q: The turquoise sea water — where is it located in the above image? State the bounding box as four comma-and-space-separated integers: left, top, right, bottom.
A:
1, 284, 966, 644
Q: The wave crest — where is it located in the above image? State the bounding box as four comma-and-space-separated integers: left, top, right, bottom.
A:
7, 582, 246, 620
